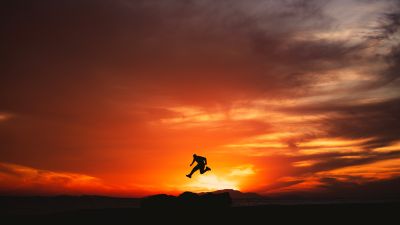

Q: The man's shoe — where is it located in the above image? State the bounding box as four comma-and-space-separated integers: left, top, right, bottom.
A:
206, 166, 211, 171
186, 174, 191, 178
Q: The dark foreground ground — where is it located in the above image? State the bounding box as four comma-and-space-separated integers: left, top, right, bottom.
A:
1, 202, 399, 224
2, 193, 399, 224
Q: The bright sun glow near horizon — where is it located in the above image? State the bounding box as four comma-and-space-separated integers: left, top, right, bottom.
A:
185, 174, 239, 192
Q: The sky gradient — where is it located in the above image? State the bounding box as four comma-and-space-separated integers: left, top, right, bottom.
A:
1, 0, 400, 197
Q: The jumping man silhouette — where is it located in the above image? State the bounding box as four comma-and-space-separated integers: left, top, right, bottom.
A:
186, 154, 211, 178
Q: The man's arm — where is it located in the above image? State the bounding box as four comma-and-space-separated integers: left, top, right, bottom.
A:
204, 157, 207, 165
190, 157, 195, 166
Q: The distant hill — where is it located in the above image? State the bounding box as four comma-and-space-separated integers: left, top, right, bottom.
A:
202, 189, 262, 199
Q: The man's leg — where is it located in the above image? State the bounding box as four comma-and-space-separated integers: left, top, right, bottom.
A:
187, 164, 201, 178
200, 164, 211, 174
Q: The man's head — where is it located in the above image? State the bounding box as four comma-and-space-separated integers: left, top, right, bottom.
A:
193, 154, 197, 158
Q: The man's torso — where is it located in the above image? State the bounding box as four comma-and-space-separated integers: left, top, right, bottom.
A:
194, 156, 205, 164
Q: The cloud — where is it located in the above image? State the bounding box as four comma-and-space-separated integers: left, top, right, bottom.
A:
260, 156, 400, 195
263, 176, 400, 199
317, 157, 400, 180
0, 0, 371, 108
292, 160, 319, 167
0, 112, 13, 122
229, 165, 255, 177
0, 162, 107, 195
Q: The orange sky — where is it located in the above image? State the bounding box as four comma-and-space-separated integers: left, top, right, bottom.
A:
1, 0, 400, 197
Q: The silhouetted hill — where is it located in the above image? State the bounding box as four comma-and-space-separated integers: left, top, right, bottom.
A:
1, 194, 400, 224
3, 184, 400, 218
208, 189, 262, 199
